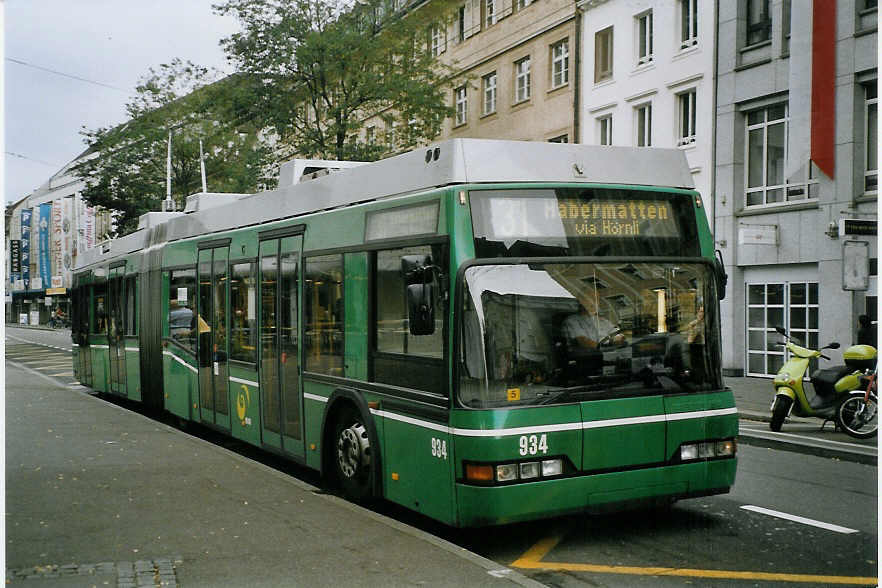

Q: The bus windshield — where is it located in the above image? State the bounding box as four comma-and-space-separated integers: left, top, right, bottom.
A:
470, 188, 700, 258
458, 262, 721, 409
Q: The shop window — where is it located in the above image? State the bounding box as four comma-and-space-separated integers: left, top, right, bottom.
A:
746, 282, 818, 376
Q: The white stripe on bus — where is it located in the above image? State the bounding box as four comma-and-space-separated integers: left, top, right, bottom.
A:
230, 376, 259, 388
124, 347, 140, 352
162, 350, 198, 373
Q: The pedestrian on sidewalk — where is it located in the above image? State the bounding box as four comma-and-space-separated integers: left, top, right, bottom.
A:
857, 314, 877, 347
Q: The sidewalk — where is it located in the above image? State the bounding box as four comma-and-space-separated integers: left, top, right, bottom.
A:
5, 362, 543, 588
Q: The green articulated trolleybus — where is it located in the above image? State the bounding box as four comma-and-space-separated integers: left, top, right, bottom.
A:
70, 139, 737, 527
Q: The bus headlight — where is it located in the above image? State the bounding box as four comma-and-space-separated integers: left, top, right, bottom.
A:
679, 438, 736, 462
519, 462, 540, 480
463, 457, 568, 485
496, 464, 518, 482
541, 459, 563, 476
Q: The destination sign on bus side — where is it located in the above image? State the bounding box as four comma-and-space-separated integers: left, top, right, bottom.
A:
553, 199, 678, 238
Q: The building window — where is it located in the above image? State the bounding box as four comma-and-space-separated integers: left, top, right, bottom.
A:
747, 282, 818, 377
548, 135, 568, 143
594, 26, 614, 83
482, 72, 497, 115
746, 0, 771, 46
515, 56, 531, 103
516, 0, 532, 10
366, 126, 375, 145
636, 103, 652, 147
387, 120, 397, 148
680, 0, 698, 49
551, 39, 569, 88
866, 84, 878, 193
457, 5, 466, 43
598, 115, 612, 145
745, 104, 818, 206
486, 0, 496, 27
782, 0, 791, 54
677, 89, 697, 146
455, 85, 468, 126
636, 11, 654, 65
429, 23, 445, 57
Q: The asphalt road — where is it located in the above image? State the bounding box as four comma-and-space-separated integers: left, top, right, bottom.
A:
5, 326, 879, 587
456, 443, 877, 587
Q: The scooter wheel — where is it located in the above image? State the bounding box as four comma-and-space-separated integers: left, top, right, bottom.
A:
770, 396, 792, 432
836, 394, 878, 439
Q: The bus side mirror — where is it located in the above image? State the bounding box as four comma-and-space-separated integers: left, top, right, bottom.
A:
407, 283, 435, 335
714, 250, 728, 301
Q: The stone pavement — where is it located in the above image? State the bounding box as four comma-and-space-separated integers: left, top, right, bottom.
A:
5, 361, 543, 588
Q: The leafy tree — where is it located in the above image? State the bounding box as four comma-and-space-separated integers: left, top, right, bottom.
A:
214, 0, 456, 162
73, 59, 271, 236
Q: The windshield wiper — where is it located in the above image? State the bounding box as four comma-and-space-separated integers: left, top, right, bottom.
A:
538, 383, 608, 404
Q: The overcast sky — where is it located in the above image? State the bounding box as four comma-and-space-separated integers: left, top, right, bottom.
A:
4, 0, 240, 204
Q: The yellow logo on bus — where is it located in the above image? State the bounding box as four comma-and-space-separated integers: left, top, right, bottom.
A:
507, 388, 521, 402
236, 384, 252, 426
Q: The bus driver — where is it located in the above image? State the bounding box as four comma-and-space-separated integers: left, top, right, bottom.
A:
563, 292, 623, 350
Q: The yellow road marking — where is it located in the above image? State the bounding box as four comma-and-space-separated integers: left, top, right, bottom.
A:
512, 535, 878, 585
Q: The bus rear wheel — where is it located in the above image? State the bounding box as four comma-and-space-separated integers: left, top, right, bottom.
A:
331, 405, 374, 503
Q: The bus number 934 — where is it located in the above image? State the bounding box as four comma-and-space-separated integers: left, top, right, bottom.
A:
519, 434, 548, 456
431, 437, 448, 459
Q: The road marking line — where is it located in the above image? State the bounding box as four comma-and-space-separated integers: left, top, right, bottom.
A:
740, 505, 859, 534
511, 535, 876, 584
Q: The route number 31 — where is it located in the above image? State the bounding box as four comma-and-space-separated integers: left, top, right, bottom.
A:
519, 434, 548, 456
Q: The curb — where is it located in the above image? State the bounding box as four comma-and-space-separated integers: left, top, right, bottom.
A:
737, 411, 877, 466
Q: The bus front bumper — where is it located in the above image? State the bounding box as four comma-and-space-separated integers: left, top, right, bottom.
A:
454, 458, 737, 527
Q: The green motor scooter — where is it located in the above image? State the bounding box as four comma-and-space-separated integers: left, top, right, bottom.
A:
770, 326, 878, 438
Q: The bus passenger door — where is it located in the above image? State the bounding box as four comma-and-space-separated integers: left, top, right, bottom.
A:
108, 267, 127, 396
197, 246, 231, 431
259, 235, 305, 459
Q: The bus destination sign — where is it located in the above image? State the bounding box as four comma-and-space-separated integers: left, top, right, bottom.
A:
555, 199, 678, 238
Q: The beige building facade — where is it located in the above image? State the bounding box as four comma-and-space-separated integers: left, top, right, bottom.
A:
438, 0, 579, 143
360, 0, 580, 149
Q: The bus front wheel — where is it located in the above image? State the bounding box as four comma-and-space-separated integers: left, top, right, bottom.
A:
331, 404, 374, 503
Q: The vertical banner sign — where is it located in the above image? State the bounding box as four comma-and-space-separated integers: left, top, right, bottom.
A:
9, 240, 21, 285
74, 195, 84, 259
20, 208, 32, 290
63, 197, 74, 284
84, 206, 95, 250
31, 205, 40, 287
39, 202, 52, 289
51, 200, 63, 281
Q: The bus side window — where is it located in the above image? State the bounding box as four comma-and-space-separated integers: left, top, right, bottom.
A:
305, 254, 344, 376
372, 244, 447, 395
168, 268, 197, 353
230, 261, 257, 364
92, 283, 107, 334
